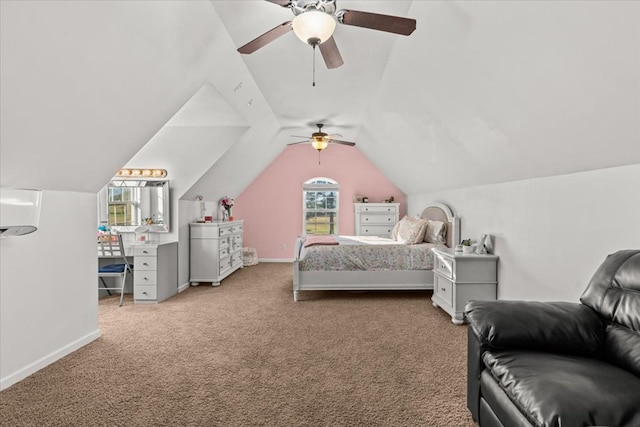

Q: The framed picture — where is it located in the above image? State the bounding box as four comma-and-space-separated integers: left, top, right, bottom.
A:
475, 234, 489, 254
353, 195, 364, 203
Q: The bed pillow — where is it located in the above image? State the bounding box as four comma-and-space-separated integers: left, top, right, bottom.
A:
424, 220, 447, 244
391, 220, 401, 240
395, 216, 428, 244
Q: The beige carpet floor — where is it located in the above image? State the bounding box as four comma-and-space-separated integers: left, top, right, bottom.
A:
0, 263, 475, 427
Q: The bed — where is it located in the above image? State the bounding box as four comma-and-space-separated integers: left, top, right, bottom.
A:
292, 202, 460, 301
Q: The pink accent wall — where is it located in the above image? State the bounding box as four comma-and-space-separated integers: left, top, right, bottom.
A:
232, 144, 406, 260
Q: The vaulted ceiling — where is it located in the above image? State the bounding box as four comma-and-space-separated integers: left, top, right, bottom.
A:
2, 1, 639, 198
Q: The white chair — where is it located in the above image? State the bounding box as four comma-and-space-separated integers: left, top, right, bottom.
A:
98, 232, 132, 307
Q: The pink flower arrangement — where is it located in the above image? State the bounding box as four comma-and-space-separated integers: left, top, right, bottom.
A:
220, 197, 234, 210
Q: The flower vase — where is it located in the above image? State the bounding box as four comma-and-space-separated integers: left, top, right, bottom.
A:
226, 209, 233, 222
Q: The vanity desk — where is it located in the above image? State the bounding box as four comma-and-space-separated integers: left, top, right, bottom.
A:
99, 241, 178, 304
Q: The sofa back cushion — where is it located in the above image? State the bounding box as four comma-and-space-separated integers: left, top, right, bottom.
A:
580, 250, 640, 377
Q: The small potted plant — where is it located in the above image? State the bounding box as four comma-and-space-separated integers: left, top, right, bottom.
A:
461, 238, 476, 254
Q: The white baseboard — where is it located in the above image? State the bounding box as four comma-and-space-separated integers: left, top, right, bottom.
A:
1, 329, 101, 391
258, 258, 293, 263
178, 282, 191, 293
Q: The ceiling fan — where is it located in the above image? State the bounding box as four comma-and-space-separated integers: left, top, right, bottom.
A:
237, 0, 417, 71
288, 123, 356, 152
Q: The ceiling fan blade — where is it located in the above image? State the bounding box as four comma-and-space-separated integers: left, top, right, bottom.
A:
290, 135, 312, 139
288, 141, 310, 145
265, 0, 291, 6
318, 36, 344, 69
237, 22, 292, 54
339, 9, 416, 36
330, 139, 356, 146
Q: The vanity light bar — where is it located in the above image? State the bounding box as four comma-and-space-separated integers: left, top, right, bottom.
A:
116, 168, 167, 178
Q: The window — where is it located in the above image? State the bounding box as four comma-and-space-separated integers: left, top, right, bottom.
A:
303, 177, 339, 235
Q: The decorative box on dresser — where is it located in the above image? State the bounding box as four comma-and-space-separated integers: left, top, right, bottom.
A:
354, 203, 400, 237
431, 247, 498, 325
189, 220, 244, 286
132, 242, 178, 304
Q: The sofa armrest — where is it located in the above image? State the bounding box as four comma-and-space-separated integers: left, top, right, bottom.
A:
464, 300, 604, 357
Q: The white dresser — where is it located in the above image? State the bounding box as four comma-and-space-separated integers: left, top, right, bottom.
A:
131, 242, 178, 304
431, 247, 498, 325
354, 203, 399, 237
189, 220, 244, 286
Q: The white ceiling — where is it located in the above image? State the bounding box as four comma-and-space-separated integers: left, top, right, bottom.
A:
1, 1, 639, 197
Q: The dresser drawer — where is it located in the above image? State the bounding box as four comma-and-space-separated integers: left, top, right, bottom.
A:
219, 235, 230, 248
218, 225, 235, 237
229, 223, 243, 234
230, 235, 243, 251
218, 245, 230, 258
135, 256, 157, 271
134, 285, 157, 301
359, 225, 394, 237
360, 213, 396, 224
434, 275, 453, 306
231, 252, 243, 268
134, 271, 157, 286
358, 205, 397, 214
219, 257, 233, 275
133, 246, 157, 256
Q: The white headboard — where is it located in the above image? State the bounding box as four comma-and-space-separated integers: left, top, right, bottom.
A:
418, 202, 460, 248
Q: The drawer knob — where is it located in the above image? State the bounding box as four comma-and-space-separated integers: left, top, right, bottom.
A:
144, 277, 149, 280
143, 250, 148, 254
441, 288, 446, 291
143, 291, 148, 295
143, 263, 148, 266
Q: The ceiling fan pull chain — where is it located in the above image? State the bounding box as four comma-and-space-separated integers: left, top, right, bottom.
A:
312, 44, 316, 87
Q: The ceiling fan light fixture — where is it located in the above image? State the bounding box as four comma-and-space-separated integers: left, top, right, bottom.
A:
311, 137, 329, 151
292, 10, 336, 46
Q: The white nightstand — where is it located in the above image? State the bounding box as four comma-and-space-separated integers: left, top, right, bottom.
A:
431, 247, 498, 325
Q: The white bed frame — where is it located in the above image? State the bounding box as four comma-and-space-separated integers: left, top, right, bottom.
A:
292, 202, 460, 301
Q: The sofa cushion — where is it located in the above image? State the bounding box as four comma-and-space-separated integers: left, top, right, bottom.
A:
580, 250, 640, 377
483, 350, 640, 427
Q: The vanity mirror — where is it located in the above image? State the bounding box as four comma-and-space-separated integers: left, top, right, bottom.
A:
103, 180, 170, 232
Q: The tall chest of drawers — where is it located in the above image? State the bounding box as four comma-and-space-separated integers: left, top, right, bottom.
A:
189, 220, 244, 286
354, 203, 400, 237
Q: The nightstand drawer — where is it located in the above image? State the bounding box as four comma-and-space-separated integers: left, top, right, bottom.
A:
434, 275, 453, 306
434, 255, 453, 279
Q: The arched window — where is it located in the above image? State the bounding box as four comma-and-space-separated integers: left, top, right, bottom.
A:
303, 177, 339, 235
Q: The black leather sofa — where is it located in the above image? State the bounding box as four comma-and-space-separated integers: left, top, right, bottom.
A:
464, 249, 640, 427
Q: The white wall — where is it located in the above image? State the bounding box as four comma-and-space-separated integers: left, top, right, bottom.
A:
1, 190, 99, 390
409, 164, 640, 303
